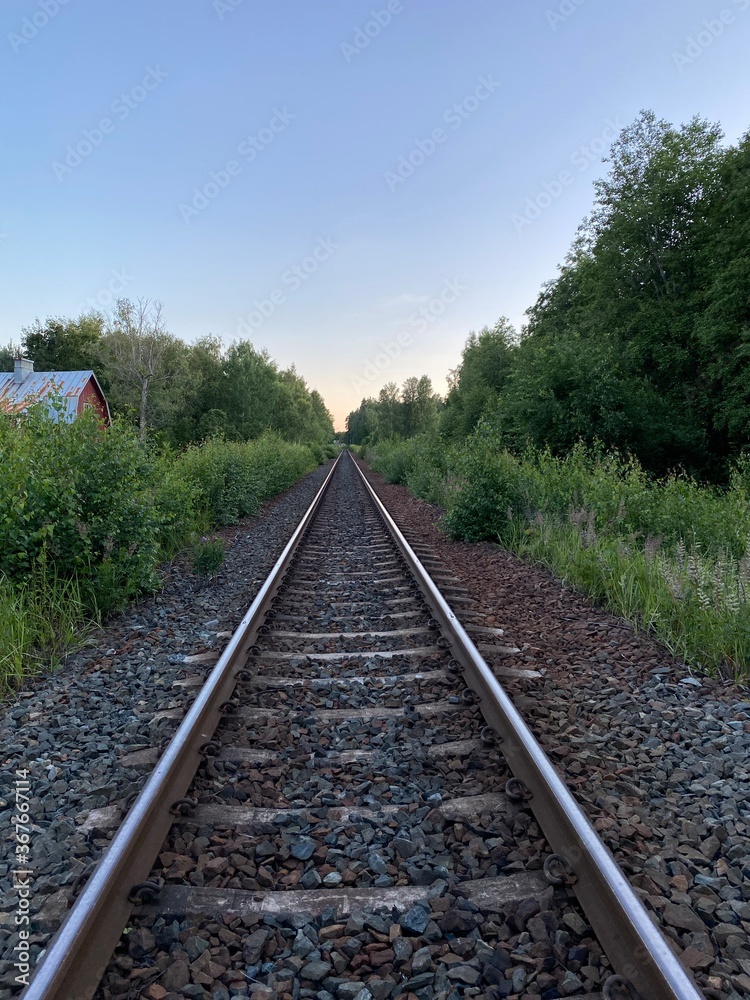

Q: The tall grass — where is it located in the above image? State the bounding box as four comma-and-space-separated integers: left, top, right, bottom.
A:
369, 428, 750, 679
0, 565, 94, 696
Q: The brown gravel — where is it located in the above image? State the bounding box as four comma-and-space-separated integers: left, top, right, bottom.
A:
358, 460, 741, 700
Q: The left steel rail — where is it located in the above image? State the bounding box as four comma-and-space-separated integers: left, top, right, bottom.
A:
21, 454, 342, 1000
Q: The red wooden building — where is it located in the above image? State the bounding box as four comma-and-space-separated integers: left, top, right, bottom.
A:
0, 358, 111, 425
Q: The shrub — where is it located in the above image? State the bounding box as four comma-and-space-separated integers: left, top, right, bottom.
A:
367, 426, 750, 677
0, 405, 165, 612
176, 433, 316, 526
368, 434, 450, 505
0, 408, 322, 692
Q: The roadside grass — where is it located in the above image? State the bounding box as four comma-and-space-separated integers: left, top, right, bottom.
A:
367, 429, 750, 680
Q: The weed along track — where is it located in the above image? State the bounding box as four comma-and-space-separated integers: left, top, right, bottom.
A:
23, 453, 703, 1000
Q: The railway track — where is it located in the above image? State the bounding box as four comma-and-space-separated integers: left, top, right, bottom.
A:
22, 452, 703, 1000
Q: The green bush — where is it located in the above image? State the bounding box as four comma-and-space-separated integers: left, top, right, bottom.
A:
367, 426, 750, 677
0, 408, 322, 693
367, 434, 449, 505
0, 405, 165, 611
192, 537, 225, 577
176, 433, 316, 526
442, 426, 532, 543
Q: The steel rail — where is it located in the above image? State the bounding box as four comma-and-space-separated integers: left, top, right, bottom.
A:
22, 454, 343, 1000
351, 452, 704, 1000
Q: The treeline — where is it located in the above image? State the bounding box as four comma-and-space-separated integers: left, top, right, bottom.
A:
346, 375, 441, 443
346, 110, 750, 677
348, 110, 750, 481
0, 298, 334, 448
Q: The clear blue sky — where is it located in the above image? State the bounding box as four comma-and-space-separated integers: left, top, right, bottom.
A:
2, 0, 748, 427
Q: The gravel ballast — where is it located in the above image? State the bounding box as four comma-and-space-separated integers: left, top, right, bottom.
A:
0, 463, 333, 997
94, 454, 606, 1000
4, 452, 746, 997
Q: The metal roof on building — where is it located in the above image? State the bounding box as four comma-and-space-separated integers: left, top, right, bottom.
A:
0, 370, 110, 423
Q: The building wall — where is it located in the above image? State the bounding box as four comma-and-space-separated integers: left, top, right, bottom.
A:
77, 378, 111, 426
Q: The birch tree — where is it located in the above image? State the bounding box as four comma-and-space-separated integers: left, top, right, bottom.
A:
100, 298, 189, 440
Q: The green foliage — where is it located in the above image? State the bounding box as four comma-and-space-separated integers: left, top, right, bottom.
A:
368, 434, 449, 506
176, 433, 316, 527
0, 404, 163, 611
442, 429, 532, 544
22, 314, 104, 371
0, 404, 323, 693
368, 428, 750, 676
442, 318, 516, 441
514, 518, 750, 679
350, 113, 750, 480
192, 537, 225, 577
0, 342, 21, 372
0, 563, 93, 695
180, 343, 334, 449
5, 303, 335, 450
150, 451, 202, 558
346, 377, 440, 446
351, 108, 750, 675
522, 111, 734, 476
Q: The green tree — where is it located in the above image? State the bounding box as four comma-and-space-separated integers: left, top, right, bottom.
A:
524, 111, 726, 473
346, 398, 378, 444
441, 318, 517, 440
0, 342, 21, 372
402, 375, 439, 437
272, 367, 333, 445
220, 341, 281, 440
167, 335, 226, 445
375, 382, 402, 439
501, 333, 691, 467
99, 299, 191, 441
695, 131, 750, 458
21, 314, 104, 371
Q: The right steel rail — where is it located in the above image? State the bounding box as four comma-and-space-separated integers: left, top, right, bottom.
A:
351, 452, 703, 1000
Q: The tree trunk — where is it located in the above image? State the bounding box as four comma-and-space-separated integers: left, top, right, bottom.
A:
139, 377, 150, 441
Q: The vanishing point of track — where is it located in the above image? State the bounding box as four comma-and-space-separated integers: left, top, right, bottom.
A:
22, 452, 703, 1000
